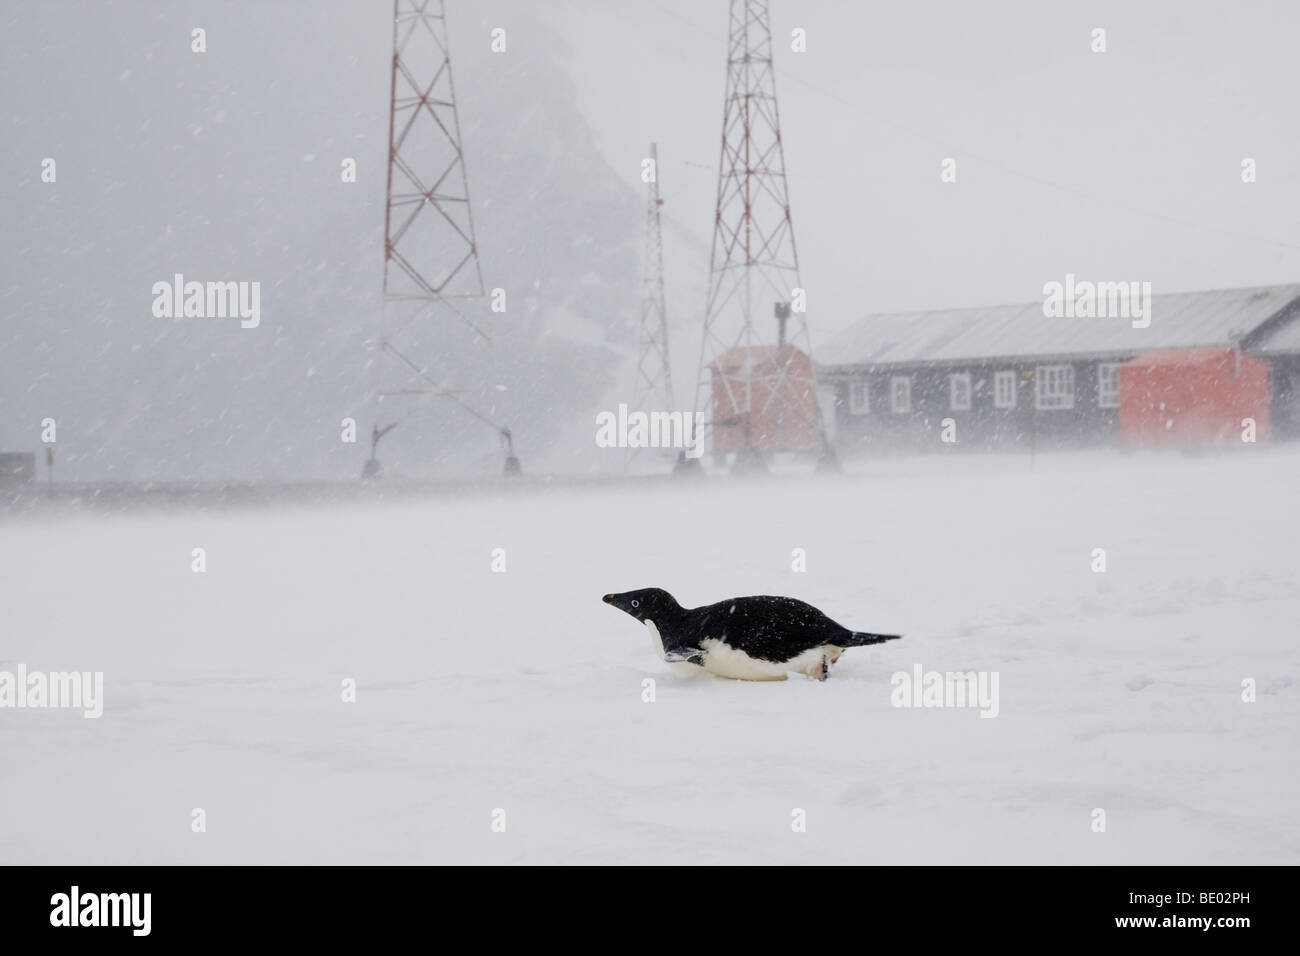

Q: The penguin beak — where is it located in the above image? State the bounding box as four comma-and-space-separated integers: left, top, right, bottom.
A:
601, 594, 614, 604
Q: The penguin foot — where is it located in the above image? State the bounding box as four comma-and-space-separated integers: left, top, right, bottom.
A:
810, 655, 830, 681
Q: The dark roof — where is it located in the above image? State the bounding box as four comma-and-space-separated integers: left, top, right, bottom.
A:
818, 284, 1300, 368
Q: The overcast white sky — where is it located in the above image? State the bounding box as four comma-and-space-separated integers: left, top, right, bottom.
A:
555, 0, 1300, 334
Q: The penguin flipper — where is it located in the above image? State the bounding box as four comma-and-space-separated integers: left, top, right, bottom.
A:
664, 648, 705, 666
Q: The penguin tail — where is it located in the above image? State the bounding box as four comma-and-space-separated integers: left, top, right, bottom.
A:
843, 631, 902, 646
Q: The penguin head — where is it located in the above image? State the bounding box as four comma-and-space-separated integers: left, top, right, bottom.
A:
602, 588, 680, 624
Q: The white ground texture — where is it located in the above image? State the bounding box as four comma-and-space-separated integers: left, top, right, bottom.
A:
2, 449, 1297, 865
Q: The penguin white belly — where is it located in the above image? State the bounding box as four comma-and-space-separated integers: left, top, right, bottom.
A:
645, 620, 703, 677
698, 639, 830, 681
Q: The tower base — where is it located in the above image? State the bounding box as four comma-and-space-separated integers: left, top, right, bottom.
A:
672, 452, 704, 479
730, 447, 768, 476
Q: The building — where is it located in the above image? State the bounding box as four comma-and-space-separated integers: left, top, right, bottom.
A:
817, 284, 1300, 453
708, 345, 818, 458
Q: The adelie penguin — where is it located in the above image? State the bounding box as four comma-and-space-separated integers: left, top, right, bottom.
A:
602, 588, 901, 681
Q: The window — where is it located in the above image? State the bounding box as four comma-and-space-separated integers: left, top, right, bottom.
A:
890, 376, 912, 413
848, 382, 869, 415
994, 370, 1017, 409
949, 372, 971, 411
1035, 365, 1075, 410
1097, 363, 1121, 408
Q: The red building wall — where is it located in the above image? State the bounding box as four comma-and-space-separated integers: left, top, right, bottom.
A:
1119, 348, 1270, 446
709, 347, 817, 453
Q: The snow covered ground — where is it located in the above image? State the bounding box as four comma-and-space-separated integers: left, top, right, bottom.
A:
1, 448, 1297, 865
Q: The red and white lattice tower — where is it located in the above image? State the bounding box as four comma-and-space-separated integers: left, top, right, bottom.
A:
628, 143, 675, 465
692, 0, 834, 470
383, 0, 482, 305
371, 0, 518, 475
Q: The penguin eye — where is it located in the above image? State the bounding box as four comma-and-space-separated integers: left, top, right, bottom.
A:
630, 600, 640, 608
